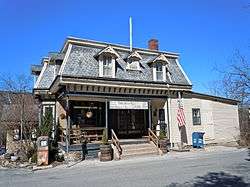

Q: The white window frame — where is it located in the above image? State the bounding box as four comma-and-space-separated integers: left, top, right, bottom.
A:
99, 55, 115, 78
192, 108, 201, 125
153, 63, 166, 81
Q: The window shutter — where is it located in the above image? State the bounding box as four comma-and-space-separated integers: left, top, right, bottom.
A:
99, 57, 103, 77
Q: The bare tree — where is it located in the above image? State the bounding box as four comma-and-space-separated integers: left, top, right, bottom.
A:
210, 50, 250, 145
0, 73, 38, 143
0, 73, 32, 93
210, 50, 250, 105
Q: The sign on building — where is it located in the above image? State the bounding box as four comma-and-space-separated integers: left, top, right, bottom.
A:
109, 101, 148, 110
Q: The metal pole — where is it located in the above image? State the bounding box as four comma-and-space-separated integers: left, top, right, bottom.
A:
66, 97, 69, 153
167, 84, 173, 148
129, 17, 133, 52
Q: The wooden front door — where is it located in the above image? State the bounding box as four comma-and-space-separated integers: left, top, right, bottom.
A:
114, 109, 147, 138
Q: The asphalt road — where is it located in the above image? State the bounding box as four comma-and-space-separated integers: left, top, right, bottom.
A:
0, 146, 249, 187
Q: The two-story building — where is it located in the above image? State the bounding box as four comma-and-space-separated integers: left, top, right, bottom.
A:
32, 37, 239, 154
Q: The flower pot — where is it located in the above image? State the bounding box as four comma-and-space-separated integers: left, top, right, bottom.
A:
11, 156, 18, 162
159, 139, 168, 154
100, 144, 113, 162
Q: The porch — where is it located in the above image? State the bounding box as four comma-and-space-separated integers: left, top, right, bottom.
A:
58, 129, 161, 159
55, 91, 170, 158
57, 97, 156, 143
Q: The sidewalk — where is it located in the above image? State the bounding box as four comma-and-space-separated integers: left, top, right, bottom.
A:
46, 145, 245, 172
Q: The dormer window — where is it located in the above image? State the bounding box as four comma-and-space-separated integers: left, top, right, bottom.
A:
97, 46, 119, 78
126, 51, 142, 71
155, 63, 163, 81
127, 60, 140, 71
103, 56, 112, 77
148, 54, 170, 82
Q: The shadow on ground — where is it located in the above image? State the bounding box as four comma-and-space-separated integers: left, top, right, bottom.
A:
168, 172, 249, 187
245, 148, 250, 162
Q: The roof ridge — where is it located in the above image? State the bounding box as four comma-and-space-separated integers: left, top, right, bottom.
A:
62, 36, 179, 57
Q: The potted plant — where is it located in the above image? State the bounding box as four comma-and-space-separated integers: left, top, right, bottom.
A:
158, 130, 168, 154
99, 129, 113, 162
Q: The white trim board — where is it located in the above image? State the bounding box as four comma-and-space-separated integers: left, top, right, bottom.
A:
175, 59, 192, 85
58, 44, 73, 76
34, 61, 48, 88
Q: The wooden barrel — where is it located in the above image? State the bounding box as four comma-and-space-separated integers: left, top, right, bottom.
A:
100, 144, 113, 162
159, 139, 168, 154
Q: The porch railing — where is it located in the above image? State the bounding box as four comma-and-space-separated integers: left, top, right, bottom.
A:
111, 129, 122, 159
60, 127, 106, 144
148, 128, 159, 147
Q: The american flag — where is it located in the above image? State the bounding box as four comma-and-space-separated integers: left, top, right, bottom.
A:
177, 99, 186, 127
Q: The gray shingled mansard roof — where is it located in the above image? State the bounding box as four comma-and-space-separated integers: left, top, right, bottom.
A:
35, 64, 57, 89
33, 37, 192, 89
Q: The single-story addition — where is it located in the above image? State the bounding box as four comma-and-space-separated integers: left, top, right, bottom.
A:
31, 37, 239, 157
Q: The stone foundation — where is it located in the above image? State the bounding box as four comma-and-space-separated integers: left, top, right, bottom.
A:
64, 151, 82, 162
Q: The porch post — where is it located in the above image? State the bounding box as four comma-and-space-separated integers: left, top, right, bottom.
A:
148, 100, 152, 129
167, 84, 173, 148
66, 96, 70, 153
105, 99, 108, 129
166, 97, 171, 140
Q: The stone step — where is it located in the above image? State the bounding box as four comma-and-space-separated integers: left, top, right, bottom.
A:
122, 143, 156, 150
122, 150, 159, 159
119, 138, 149, 145
121, 143, 159, 159
123, 148, 158, 156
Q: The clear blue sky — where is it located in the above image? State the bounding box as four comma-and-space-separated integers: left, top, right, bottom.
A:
0, 0, 250, 93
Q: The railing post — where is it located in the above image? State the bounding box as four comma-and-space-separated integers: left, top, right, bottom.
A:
148, 128, 150, 142
148, 101, 152, 129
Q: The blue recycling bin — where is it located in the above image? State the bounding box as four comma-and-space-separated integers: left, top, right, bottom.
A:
192, 132, 205, 148
197, 132, 205, 148
192, 132, 198, 148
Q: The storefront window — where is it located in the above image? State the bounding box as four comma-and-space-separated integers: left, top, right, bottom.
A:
72, 101, 105, 128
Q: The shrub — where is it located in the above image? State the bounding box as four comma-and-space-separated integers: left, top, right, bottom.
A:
37, 110, 53, 137
159, 130, 166, 140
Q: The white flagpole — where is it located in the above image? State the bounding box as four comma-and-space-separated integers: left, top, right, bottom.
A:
178, 91, 183, 149
129, 17, 133, 52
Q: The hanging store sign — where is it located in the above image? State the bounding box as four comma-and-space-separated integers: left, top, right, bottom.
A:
109, 101, 148, 110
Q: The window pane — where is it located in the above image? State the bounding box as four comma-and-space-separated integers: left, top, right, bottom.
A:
159, 109, 165, 122
128, 61, 139, 70
192, 108, 201, 125
156, 72, 163, 80
156, 63, 162, 71
103, 56, 112, 66
103, 66, 112, 76
103, 56, 113, 76
44, 106, 53, 116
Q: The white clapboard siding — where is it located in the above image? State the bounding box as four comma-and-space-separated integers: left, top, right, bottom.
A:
169, 97, 239, 145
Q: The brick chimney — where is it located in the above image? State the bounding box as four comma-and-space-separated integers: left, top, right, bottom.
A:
148, 39, 159, 50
